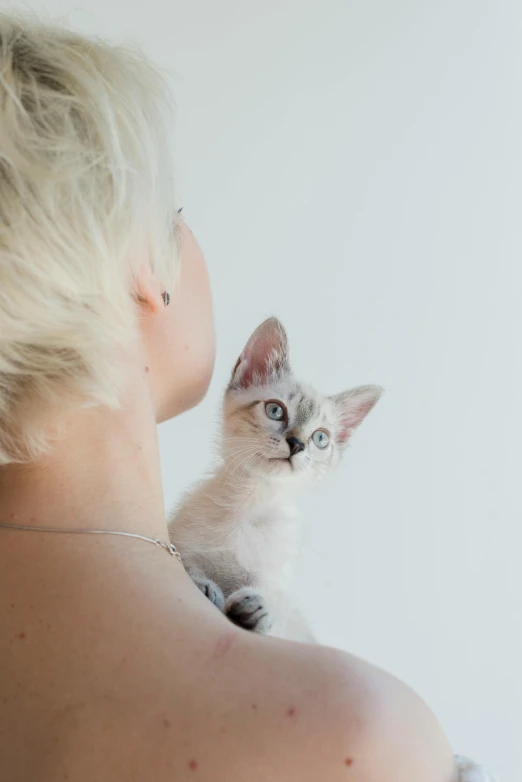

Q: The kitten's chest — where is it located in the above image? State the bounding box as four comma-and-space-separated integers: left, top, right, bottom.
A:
230, 502, 301, 585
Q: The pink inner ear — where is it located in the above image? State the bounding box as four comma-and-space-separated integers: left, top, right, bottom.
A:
238, 336, 283, 388
233, 320, 288, 389
335, 389, 381, 443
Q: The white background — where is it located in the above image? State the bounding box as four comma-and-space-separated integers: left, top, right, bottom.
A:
8, 0, 521, 777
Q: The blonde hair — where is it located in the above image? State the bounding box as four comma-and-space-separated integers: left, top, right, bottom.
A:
0, 13, 179, 463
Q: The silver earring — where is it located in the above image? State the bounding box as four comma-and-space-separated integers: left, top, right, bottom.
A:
162, 291, 170, 307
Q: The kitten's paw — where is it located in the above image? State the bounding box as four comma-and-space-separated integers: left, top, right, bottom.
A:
455, 754, 498, 782
193, 576, 225, 611
225, 588, 273, 634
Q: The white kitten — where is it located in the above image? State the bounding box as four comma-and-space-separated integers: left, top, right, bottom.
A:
168, 317, 381, 641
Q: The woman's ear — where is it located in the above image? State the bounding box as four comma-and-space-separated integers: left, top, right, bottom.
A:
136, 265, 164, 314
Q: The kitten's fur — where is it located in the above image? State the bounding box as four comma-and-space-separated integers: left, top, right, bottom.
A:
168, 317, 382, 641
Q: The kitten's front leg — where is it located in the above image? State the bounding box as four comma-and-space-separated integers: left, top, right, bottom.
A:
185, 564, 226, 612
225, 588, 274, 634
193, 576, 225, 611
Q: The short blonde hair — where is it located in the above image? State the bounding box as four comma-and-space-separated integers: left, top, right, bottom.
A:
0, 13, 179, 463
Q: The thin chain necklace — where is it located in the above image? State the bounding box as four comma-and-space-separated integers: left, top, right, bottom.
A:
0, 522, 183, 565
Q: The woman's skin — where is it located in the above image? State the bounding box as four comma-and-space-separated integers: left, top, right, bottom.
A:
0, 224, 457, 782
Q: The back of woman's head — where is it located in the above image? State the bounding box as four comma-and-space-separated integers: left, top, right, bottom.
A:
0, 13, 178, 463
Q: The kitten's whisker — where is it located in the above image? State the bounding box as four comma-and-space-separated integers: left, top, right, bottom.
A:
223, 449, 261, 486
223, 443, 259, 461
230, 450, 266, 480
223, 437, 260, 442
227, 453, 264, 487
310, 464, 329, 481
223, 446, 260, 475
223, 446, 258, 462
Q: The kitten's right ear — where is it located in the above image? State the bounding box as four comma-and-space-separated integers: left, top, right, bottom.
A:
229, 318, 289, 389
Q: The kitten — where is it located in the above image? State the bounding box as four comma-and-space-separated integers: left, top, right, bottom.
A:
168, 317, 381, 641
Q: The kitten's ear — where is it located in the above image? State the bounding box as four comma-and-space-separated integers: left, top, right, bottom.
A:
332, 385, 383, 444
229, 318, 289, 389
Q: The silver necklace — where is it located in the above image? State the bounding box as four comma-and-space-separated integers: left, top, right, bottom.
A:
0, 522, 183, 565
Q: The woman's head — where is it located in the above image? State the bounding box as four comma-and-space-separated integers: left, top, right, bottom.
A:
0, 14, 214, 463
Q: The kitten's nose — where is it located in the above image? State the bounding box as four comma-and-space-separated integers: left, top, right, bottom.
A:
286, 436, 305, 457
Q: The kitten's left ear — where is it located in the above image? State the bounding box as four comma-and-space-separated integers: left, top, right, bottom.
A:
332, 385, 383, 444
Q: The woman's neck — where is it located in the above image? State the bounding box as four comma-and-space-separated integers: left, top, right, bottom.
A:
0, 379, 169, 543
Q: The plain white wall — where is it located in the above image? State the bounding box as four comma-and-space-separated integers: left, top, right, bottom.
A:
7, 0, 521, 777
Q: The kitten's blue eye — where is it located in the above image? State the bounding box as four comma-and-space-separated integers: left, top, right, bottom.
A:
312, 429, 329, 449
265, 401, 285, 421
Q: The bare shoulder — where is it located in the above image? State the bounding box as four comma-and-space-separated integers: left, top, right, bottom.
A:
205, 633, 457, 782
2, 555, 456, 782
147, 623, 457, 782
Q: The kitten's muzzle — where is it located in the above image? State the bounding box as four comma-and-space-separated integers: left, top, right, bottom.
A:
286, 436, 305, 457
